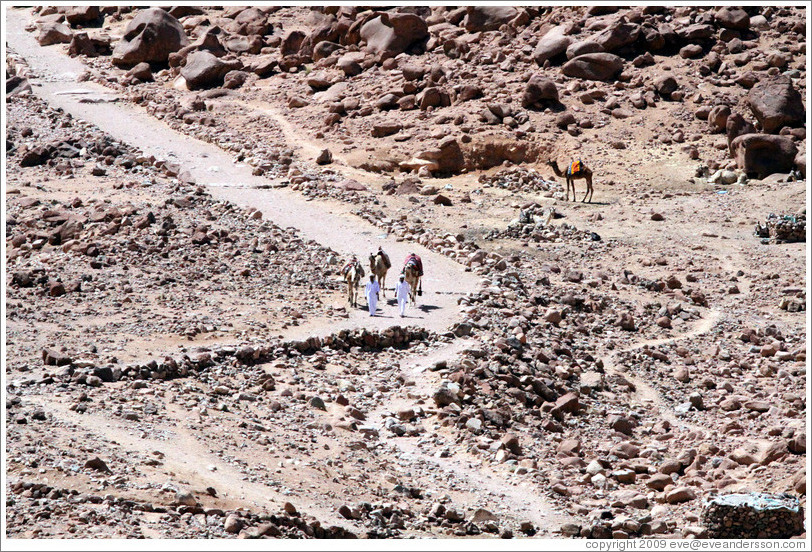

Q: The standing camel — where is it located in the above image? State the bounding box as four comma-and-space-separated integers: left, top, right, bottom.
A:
369, 252, 389, 298
403, 264, 421, 306
546, 159, 594, 203
344, 261, 364, 307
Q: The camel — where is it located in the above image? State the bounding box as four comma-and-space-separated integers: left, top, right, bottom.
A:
344, 261, 364, 307
546, 159, 594, 203
369, 252, 389, 298
403, 264, 421, 306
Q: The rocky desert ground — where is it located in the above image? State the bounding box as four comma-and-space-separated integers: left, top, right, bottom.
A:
3, 3, 809, 543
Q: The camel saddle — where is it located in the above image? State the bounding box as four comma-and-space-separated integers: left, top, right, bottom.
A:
404, 255, 423, 277
567, 159, 584, 177
379, 250, 391, 269
342, 260, 360, 276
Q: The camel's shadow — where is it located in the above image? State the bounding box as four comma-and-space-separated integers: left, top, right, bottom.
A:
568, 200, 612, 207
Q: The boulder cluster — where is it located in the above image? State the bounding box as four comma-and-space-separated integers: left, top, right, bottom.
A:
26, 5, 805, 180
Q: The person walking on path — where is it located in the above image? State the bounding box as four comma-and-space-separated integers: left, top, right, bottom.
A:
365, 274, 380, 316
395, 274, 411, 317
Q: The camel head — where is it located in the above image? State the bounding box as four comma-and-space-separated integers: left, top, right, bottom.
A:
546, 159, 558, 169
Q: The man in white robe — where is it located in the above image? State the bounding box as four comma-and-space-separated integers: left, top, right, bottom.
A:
395, 274, 410, 317
365, 275, 380, 316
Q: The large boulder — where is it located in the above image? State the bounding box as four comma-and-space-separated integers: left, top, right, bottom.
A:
112, 8, 188, 66
360, 13, 428, 61
726, 113, 757, 153
417, 87, 451, 110
36, 21, 73, 46
170, 28, 228, 66
676, 23, 715, 42
226, 7, 272, 36
521, 75, 559, 109
566, 40, 603, 59
715, 7, 750, 30
59, 6, 101, 27
223, 35, 263, 55
731, 134, 798, 177
533, 25, 572, 66
337, 52, 365, 76
461, 7, 517, 32
592, 19, 640, 52
180, 51, 239, 90
300, 21, 346, 59
562, 53, 624, 81
747, 76, 806, 134
708, 105, 731, 133
69, 32, 111, 57
280, 30, 306, 57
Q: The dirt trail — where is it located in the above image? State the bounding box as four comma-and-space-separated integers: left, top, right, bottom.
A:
365, 339, 575, 533
6, 8, 479, 337
601, 309, 778, 448
24, 395, 353, 529
602, 310, 722, 428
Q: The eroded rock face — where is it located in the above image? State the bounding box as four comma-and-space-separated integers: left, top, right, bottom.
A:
562, 53, 624, 81
360, 13, 428, 61
731, 133, 798, 177
112, 8, 188, 66
747, 76, 806, 134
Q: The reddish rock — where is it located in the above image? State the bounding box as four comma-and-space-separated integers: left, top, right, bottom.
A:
562, 53, 624, 81
112, 8, 188, 66
521, 74, 559, 109
716, 7, 750, 30
646, 473, 672, 491
731, 134, 798, 177
461, 7, 517, 32
666, 487, 696, 504
360, 13, 428, 61
747, 76, 805, 134
36, 21, 72, 46
532, 25, 572, 66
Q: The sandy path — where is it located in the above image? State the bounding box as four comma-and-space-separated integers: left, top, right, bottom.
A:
6, 8, 479, 337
